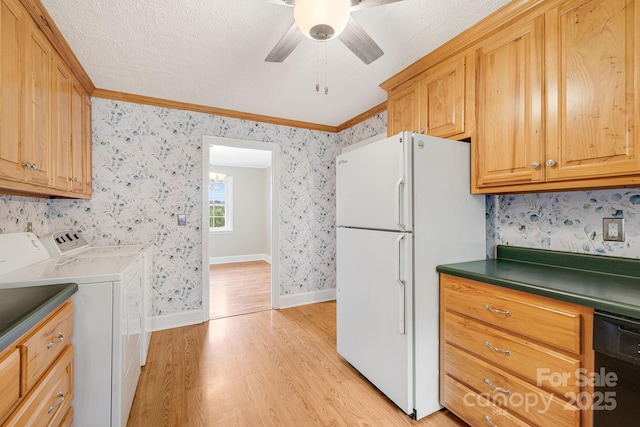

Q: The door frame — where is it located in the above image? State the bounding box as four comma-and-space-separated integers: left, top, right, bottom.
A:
201, 136, 280, 322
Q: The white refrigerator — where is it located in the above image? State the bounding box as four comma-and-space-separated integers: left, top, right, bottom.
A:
336, 131, 485, 420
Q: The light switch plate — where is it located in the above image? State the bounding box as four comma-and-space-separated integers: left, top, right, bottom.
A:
177, 214, 186, 226
603, 218, 624, 242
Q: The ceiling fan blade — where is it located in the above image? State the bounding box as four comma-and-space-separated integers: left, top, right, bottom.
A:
349, 0, 403, 11
338, 17, 384, 64
265, 22, 304, 62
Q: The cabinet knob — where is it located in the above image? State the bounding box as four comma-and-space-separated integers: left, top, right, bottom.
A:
21, 162, 32, 169
47, 332, 65, 349
546, 159, 556, 167
31, 163, 37, 170
47, 391, 65, 414
531, 162, 540, 169
419, 128, 425, 134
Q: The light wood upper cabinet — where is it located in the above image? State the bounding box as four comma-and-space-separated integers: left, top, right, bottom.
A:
52, 58, 91, 195
474, 0, 640, 193
0, 0, 92, 198
70, 79, 90, 195
384, 0, 640, 193
387, 78, 420, 136
475, 16, 545, 187
386, 55, 470, 139
545, 0, 640, 181
22, 16, 53, 188
81, 92, 92, 194
0, 0, 27, 183
422, 55, 467, 138
52, 55, 72, 190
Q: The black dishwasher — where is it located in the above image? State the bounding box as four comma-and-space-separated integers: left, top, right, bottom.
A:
593, 311, 640, 426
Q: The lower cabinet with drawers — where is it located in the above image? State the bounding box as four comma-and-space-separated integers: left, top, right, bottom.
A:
440, 274, 594, 427
0, 300, 74, 426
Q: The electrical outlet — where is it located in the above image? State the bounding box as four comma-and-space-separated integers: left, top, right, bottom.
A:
603, 218, 624, 242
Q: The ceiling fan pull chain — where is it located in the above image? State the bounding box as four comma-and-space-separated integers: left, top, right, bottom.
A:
324, 41, 329, 95
315, 41, 320, 92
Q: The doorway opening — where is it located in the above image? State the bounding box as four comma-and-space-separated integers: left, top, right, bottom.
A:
201, 137, 280, 321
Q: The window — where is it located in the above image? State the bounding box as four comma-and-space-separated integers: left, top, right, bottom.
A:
209, 175, 233, 232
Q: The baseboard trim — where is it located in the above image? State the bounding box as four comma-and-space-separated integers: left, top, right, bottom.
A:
152, 309, 205, 332
152, 288, 335, 331
278, 288, 336, 309
209, 253, 271, 264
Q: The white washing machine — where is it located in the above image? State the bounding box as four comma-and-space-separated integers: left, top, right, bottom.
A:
39, 231, 155, 366
0, 232, 152, 427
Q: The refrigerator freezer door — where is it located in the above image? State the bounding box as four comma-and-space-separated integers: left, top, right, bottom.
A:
336, 132, 411, 231
336, 227, 413, 415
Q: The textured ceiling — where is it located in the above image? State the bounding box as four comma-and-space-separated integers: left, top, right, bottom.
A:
40, 0, 510, 127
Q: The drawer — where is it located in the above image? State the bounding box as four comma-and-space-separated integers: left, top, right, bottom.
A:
444, 312, 580, 396
442, 375, 531, 427
0, 348, 21, 423
20, 302, 74, 392
442, 275, 581, 354
444, 344, 580, 426
55, 406, 73, 427
5, 344, 73, 427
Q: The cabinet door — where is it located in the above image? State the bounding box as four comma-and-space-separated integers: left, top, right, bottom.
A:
0, 0, 27, 183
51, 56, 72, 191
546, 0, 640, 180
82, 93, 92, 195
70, 79, 86, 194
422, 56, 466, 138
475, 16, 545, 187
387, 81, 420, 136
22, 19, 52, 187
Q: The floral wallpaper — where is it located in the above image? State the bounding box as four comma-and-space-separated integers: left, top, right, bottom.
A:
338, 112, 387, 148
0, 102, 385, 318
487, 189, 640, 259
0, 196, 49, 235
3, 100, 640, 318
44, 98, 353, 316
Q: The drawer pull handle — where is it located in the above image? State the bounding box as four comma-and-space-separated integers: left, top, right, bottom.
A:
484, 378, 511, 395
484, 304, 511, 317
484, 415, 498, 427
47, 333, 65, 349
47, 391, 65, 414
484, 341, 511, 356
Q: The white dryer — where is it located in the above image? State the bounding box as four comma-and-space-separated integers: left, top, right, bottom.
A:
39, 231, 155, 366
0, 232, 152, 427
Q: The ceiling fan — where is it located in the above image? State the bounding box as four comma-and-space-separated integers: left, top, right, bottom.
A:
265, 0, 403, 65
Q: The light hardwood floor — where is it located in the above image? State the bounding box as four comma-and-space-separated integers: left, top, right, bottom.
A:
127, 301, 468, 426
210, 261, 271, 319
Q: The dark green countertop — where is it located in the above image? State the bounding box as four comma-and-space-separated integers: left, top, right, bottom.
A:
0, 283, 78, 353
436, 245, 640, 319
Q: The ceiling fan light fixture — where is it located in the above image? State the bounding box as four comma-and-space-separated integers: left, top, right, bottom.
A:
294, 0, 351, 41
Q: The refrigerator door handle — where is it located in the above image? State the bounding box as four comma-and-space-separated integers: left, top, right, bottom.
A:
395, 178, 405, 231
396, 233, 406, 335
